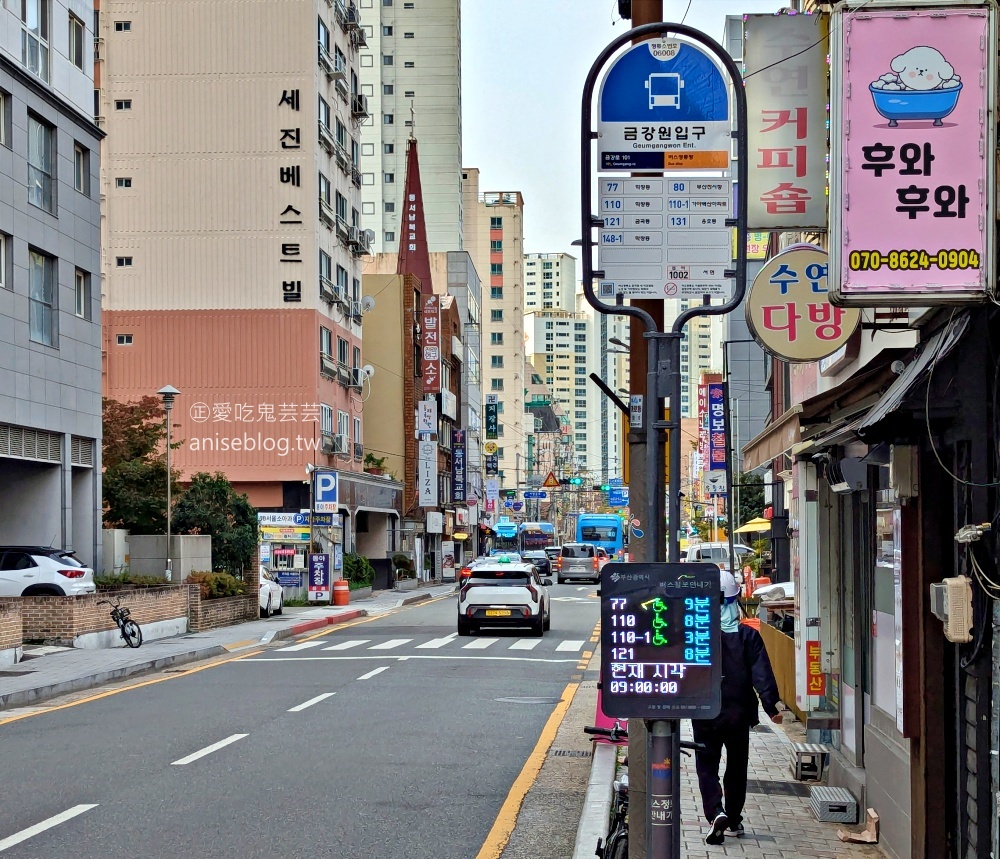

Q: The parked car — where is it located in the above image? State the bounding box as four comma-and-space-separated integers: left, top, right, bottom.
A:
754, 581, 796, 602
259, 567, 284, 617
680, 542, 753, 573
595, 547, 610, 571
458, 559, 551, 636
556, 542, 601, 584
0, 547, 96, 597
521, 550, 552, 578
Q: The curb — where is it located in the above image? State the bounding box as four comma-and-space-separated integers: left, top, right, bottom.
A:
286, 609, 366, 637
571, 742, 617, 859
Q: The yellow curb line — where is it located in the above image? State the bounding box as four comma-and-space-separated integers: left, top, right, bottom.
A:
474, 680, 581, 859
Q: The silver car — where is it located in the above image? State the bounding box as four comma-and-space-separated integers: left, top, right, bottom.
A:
556, 542, 601, 584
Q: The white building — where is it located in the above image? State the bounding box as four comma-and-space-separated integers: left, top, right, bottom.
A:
664, 300, 723, 418
358, 0, 462, 254
524, 252, 575, 311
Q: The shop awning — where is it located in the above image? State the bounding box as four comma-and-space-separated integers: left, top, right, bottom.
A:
858, 312, 969, 432
742, 406, 803, 472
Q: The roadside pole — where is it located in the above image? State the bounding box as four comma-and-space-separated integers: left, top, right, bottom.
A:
580, 20, 749, 859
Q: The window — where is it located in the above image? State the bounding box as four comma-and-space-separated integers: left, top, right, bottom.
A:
114, 99, 132, 110
383, 114, 394, 124
404, 32, 414, 38
496, 423, 504, 437
28, 249, 55, 346
319, 172, 331, 205
116, 256, 133, 266
27, 115, 53, 212
321, 404, 334, 434
68, 13, 85, 68
116, 334, 133, 345
335, 191, 347, 221
320, 326, 333, 356
354, 416, 362, 443
319, 249, 332, 287
496, 401, 504, 414
318, 17, 329, 51
74, 269, 90, 319
491, 355, 503, 368
384, 142, 394, 154
336, 264, 349, 293
490, 240, 502, 251
384, 202, 395, 212
335, 117, 347, 147
382, 54, 393, 66
318, 96, 330, 130
384, 172, 394, 182
383, 83, 393, 95
404, 1, 414, 6
338, 410, 350, 438
490, 263, 502, 276
404, 61, 414, 68
490, 332, 503, 346
383, 0, 393, 5
114, 20, 131, 31
337, 336, 350, 366
0, 91, 8, 148
21, 0, 49, 82
404, 90, 414, 98
385, 231, 395, 242
491, 378, 504, 392
490, 309, 503, 323
382, 25, 393, 35
116, 177, 132, 188
73, 144, 88, 194
490, 217, 502, 230
490, 286, 502, 300
0, 233, 7, 289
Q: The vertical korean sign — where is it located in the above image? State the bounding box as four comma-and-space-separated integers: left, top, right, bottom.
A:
707, 384, 726, 471
277, 87, 304, 304
744, 13, 830, 229
484, 393, 499, 441
307, 553, 331, 602
831, 3, 996, 305
418, 440, 438, 507
452, 429, 467, 502
421, 294, 441, 393
697, 384, 709, 482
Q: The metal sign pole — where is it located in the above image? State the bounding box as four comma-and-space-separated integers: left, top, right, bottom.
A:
581, 20, 749, 859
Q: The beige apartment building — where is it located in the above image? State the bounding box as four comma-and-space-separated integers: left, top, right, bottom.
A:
462, 168, 524, 488
358, 0, 461, 254
524, 253, 575, 311
98, 1, 392, 539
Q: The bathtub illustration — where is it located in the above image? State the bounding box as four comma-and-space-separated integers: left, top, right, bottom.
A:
869, 83, 963, 126
869, 46, 962, 126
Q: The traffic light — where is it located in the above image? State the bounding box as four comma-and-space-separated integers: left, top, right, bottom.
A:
570, 477, 583, 486
505, 489, 517, 499
600, 484, 610, 491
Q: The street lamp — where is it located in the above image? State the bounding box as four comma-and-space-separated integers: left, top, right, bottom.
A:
158, 385, 180, 581
609, 337, 628, 349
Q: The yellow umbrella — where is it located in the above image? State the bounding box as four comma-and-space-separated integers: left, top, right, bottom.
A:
734, 517, 772, 534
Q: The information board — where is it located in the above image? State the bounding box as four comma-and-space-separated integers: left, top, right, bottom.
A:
600, 562, 722, 719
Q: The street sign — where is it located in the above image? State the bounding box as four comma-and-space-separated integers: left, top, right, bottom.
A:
313, 471, 338, 513
600, 562, 722, 719
307, 553, 331, 602
511, 501, 524, 512
503, 500, 514, 509
608, 487, 630, 507
703, 471, 727, 497
610, 477, 624, 486
542, 471, 560, 488
276, 570, 301, 588
629, 395, 644, 430
485, 454, 499, 475
524, 491, 548, 500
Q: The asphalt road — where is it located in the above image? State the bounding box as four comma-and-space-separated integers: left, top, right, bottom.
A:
0, 583, 600, 859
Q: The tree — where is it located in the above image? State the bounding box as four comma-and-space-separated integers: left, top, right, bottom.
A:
171, 472, 258, 574
102, 396, 181, 534
737, 472, 765, 526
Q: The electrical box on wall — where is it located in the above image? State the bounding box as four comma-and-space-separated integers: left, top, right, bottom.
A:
930, 576, 973, 644
890, 445, 918, 499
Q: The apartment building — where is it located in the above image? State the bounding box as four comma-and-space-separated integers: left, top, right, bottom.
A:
461, 168, 525, 488
98, 1, 392, 542
358, 0, 461, 254
524, 252, 575, 311
0, 0, 103, 566
664, 300, 723, 418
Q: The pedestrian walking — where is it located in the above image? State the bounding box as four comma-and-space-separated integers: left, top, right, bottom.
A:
693, 569, 782, 845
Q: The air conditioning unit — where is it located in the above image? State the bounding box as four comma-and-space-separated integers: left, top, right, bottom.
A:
321, 432, 336, 454
350, 301, 363, 321
347, 225, 364, 248
320, 353, 337, 378
333, 285, 348, 306
351, 367, 365, 389
334, 433, 350, 455
351, 93, 369, 120
825, 457, 868, 495
336, 217, 351, 240
930, 576, 974, 643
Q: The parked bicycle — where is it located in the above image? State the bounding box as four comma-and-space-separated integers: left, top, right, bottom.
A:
584, 723, 704, 859
97, 598, 143, 648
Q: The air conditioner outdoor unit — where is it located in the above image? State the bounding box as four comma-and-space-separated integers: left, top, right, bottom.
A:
930, 576, 974, 643
826, 457, 868, 495
334, 433, 350, 454
351, 367, 365, 389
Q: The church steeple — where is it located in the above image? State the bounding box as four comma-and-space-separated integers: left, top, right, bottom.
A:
396, 136, 433, 295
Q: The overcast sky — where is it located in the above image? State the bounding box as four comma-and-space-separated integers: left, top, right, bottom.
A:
462, 0, 788, 257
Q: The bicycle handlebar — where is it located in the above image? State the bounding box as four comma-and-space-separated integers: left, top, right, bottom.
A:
583, 725, 706, 753
96, 598, 121, 609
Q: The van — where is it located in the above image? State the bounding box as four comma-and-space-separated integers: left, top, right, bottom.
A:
556, 542, 601, 584
680, 542, 753, 573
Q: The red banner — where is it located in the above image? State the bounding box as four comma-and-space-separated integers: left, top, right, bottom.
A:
421, 294, 441, 394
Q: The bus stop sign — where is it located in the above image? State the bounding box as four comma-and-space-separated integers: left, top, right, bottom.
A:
600, 562, 722, 719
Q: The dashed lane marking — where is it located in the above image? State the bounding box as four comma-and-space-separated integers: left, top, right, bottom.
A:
555, 640, 585, 652
322, 639, 370, 651
170, 734, 248, 766
415, 633, 459, 649
356, 666, 391, 680
287, 692, 336, 712
275, 640, 328, 653
0, 805, 98, 853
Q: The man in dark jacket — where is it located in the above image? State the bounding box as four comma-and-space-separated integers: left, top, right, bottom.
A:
693, 569, 781, 845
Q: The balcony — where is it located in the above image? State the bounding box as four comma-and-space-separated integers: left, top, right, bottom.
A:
319, 198, 335, 228
334, 141, 351, 173
351, 93, 369, 120
334, 0, 349, 28
318, 44, 336, 79
318, 122, 336, 155
319, 276, 337, 304
351, 165, 362, 189
335, 73, 350, 100
335, 216, 351, 241
320, 353, 337, 379
337, 363, 352, 387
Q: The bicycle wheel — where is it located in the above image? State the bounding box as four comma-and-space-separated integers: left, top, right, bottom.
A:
604, 827, 627, 859
121, 620, 143, 648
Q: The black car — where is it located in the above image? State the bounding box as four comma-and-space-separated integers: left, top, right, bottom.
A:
522, 550, 552, 578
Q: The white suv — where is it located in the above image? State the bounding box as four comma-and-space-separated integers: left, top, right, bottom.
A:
458, 560, 552, 637
0, 547, 97, 597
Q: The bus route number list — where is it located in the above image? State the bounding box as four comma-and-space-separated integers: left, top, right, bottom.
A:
600, 562, 722, 719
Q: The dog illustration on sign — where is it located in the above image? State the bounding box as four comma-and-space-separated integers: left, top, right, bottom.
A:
869, 46, 963, 126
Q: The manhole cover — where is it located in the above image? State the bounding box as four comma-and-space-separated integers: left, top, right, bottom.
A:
551, 749, 591, 758
494, 696, 562, 705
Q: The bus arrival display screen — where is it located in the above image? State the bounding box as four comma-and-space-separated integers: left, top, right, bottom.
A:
600, 562, 722, 720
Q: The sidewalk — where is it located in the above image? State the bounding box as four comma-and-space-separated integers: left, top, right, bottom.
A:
0, 583, 455, 712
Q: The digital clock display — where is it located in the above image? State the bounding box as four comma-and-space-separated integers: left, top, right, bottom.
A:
600, 562, 722, 719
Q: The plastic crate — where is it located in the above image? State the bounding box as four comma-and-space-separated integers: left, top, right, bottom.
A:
809, 785, 858, 824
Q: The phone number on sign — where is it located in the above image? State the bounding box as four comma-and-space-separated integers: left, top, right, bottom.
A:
848, 249, 981, 272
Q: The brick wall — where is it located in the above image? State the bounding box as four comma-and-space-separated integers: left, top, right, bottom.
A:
21, 587, 189, 645
0, 599, 23, 652
188, 588, 257, 632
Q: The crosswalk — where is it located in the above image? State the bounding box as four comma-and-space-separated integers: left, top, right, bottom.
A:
275, 636, 587, 655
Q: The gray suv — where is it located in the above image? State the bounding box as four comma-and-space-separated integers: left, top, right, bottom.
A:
556, 542, 600, 584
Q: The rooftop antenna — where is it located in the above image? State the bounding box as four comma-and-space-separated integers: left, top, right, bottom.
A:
409, 100, 415, 140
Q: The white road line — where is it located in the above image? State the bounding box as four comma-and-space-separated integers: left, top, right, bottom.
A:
368, 638, 411, 650
287, 692, 336, 712
275, 640, 327, 652
357, 665, 391, 680
508, 639, 541, 651
462, 637, 499, 649
244, 655, 578, 664
170, 734, 248, 766
556, 640, 585, 652
0, 805, 98, 853
576, 587, 589, 591
415, 633, 458, 649
322, 639, 370, 651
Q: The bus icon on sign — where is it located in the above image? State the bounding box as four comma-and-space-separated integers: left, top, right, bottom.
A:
645, 73, 683, 109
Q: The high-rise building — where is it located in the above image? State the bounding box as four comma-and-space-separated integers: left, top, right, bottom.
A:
358, 0, 462, 254
664, 300, 722, 418
524, 253, 575, 311
462, 168, 525, 488
98, 1, 399, 553
0, 0, 103, 565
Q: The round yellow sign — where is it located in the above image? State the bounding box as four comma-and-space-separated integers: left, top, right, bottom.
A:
483, 441, 499, 456
746, 247, 861, 362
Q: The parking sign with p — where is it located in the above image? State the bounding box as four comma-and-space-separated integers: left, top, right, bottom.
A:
314, 471, 339, 513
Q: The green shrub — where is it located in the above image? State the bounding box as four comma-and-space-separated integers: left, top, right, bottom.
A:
188, 571, 247, 600
342, 553, 374, 587
391, 552, 412, 571
95, 572, 169, 590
